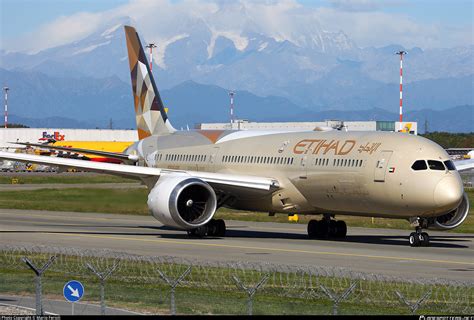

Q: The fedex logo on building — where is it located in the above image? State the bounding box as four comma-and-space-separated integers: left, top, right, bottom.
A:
39, 131, 65, 141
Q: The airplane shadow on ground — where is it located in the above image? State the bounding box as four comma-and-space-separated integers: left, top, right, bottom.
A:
141, 225, 472, 248
1, 226, 471, 249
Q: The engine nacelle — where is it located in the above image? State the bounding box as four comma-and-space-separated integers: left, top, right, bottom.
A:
428, 192, 470, 230
147, 175, 217, 230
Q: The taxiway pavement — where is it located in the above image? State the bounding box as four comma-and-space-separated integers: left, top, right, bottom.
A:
0, 209, 472, 282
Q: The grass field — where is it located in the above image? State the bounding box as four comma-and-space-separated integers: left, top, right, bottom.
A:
0, 173, 136, 184
0, 252, 470, 315
0, 186, 472, 233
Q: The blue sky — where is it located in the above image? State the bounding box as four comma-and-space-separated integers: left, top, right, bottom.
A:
2, 0, 472, 37
1, 0, 129, 37
299, 0, 473, 25
1, 0, 472, 52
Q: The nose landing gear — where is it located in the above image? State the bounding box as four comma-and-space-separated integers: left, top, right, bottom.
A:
408, 218, 430, 247
409, 228, 430, 247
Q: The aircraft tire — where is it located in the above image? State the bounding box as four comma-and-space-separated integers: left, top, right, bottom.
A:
335, 220, 347, 238
409, 232, 420, 247
420, 232, 430, 246
215, 219, 226, 237
207, 219, 218, 236
316, 220, 329, 238
307, 220, 318, 239
193, 225, 208, 238
328, 220, 337, 236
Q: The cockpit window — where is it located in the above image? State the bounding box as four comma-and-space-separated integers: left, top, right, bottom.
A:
444, 160, 456, 171
411, 160, 427, 171
428, 160, 445, 171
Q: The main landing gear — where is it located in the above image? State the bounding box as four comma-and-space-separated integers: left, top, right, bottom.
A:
307, 216, 347, 239
187, 219, 226, 237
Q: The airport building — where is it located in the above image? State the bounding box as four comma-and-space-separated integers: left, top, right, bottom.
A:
198, 120, 418, 134
0, 121, 419, 151
0, 128, 138, 151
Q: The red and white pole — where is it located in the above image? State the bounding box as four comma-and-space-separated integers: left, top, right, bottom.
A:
3, 87, 9, 129
395, 51, 407, 131
146, 43, 157, 71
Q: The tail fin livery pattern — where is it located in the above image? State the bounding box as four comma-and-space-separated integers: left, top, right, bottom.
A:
124, 26, 175, 139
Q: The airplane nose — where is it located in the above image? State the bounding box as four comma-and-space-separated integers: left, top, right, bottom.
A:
434, 176, 463, 208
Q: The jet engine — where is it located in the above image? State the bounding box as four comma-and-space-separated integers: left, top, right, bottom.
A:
147, 175, 217, 230
428, 192, 470, 230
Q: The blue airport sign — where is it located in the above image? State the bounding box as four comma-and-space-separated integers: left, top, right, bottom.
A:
63, 280, 84, 302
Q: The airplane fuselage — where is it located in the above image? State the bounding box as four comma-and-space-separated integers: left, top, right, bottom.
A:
128, 129, 464, 220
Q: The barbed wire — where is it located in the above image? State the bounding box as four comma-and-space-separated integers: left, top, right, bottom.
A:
0, 244, 472, 314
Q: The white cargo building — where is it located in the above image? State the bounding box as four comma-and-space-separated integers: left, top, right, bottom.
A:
0, 128, 138, 151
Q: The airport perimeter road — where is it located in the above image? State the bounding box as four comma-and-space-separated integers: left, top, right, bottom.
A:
0, 294, 141, 315
0, 209, 473, 282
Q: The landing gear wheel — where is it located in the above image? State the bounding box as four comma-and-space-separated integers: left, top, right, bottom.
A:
335, 220, 347, 238
215, 219, 226, 237
328, 220, 337, 237
194, 225, 208, 237
308, 219, 347, 239
409, 232, 420, 247
419, 232, 430, 246
207, 219, 218, 236
315, 220, 329, 239
307, 220, 318, 239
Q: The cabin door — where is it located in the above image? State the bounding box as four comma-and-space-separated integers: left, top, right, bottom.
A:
299, 154, 308, 179
374, 151, 393, 182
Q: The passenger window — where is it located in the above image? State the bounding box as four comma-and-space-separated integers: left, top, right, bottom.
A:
428, 160, 445, 171
411, 160, 427, 171
444, 160, 456, 171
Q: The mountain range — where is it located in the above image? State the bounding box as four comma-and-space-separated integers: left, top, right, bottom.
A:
0, 18, 472, 132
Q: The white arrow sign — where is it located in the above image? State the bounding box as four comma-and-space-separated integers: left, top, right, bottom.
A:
67, 285, 80, 298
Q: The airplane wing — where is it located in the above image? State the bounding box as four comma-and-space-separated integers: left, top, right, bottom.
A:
453, 159, 474, 172
0, 151, 279, 192
11, 142, 138, 163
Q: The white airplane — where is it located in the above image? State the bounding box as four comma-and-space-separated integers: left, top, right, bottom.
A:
1, 26, 472, 247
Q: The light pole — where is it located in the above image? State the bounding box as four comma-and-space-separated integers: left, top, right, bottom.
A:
146, 43, 157, 71
3, 86, 9, 128
395, 51, 407, 131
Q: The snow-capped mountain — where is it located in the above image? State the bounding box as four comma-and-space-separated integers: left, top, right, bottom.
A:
1, 16, 473, 114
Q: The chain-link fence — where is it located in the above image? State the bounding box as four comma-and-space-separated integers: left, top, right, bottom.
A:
0, 245, 472, 315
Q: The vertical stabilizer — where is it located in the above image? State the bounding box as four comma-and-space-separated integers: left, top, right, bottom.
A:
124, 26, 175, 139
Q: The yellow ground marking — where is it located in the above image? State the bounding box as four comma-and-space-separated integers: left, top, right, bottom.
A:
44, 232, 474, 266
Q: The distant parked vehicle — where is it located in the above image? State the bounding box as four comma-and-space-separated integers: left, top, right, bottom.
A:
34, 164, 57, 172
13, 162, 27, 172
0, 160, 14, 172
